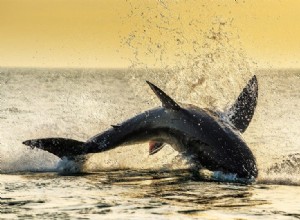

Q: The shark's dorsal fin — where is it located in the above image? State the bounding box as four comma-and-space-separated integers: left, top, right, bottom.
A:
227, 75, 258, 133
146, 81, 181, 110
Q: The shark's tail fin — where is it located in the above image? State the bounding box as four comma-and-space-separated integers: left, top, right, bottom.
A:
23, 138, 85, 159
226, 75, 258, 133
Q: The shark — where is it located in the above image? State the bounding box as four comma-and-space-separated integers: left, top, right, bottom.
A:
23, 76, 258, 181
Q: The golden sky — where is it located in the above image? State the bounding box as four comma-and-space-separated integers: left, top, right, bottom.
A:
0, 0, 299, 68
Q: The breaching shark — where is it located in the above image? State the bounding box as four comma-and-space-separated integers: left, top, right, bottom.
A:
23, 76, 258, 181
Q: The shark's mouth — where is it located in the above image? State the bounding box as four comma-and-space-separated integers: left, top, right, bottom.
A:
198, 169, 256, 184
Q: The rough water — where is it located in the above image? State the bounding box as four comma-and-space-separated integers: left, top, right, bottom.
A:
0, 68, 300, 219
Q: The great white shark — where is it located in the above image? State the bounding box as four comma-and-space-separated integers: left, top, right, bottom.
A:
23, 76, 258, 180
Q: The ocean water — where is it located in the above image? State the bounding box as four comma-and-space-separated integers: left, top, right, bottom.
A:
0, 68, 300, 219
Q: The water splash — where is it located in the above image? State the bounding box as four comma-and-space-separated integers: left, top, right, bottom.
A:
257, 153, 300, 186
121, 1, 254, 110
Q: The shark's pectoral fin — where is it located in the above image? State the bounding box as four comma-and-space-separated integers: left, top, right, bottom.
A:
149, 141, 165, 155
146, 81, 181, 111
23, 138, 85, 159
226, 75, 258, 133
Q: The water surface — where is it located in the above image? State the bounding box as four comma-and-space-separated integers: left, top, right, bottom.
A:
0, 68, 299, 219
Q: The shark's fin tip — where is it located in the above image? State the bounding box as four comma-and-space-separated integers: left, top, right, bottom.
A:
146, 81, 181, 111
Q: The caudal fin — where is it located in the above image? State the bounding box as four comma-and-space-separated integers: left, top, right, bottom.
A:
226, 75, 258, 133
23, 138, 85, 159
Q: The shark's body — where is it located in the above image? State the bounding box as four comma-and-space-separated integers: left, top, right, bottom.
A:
23, 76, 258, 180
